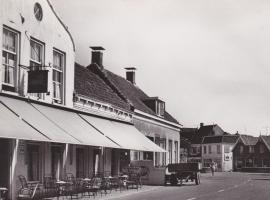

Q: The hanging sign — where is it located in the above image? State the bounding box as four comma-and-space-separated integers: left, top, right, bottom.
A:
27, 70, 48, 93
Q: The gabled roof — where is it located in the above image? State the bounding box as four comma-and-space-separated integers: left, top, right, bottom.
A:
86, 65, 179, 124
74, 63, 130, 111
238, 134, 258, 146
47, 0, 75, 51
260, 135, 270, 151
192, 124, 224, 144
202, 135, 239, 144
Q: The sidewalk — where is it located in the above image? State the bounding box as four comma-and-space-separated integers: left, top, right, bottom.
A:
81, 185, 163, 200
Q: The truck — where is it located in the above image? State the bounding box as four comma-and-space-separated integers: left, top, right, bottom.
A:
165, 162, 202, 186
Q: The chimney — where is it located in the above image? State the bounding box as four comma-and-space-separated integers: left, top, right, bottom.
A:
125, 67, 136, 84
90, 46, 105, 70
200, 123, 204, 128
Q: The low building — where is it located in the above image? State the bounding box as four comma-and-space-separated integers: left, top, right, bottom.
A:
81, 48, 182, 185
233, 135, 270, 172
201, 135, 238, 171
185, 123, 225, 163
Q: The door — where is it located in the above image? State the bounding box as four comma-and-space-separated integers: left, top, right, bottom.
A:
27, 144, 40, 181
111, 149, 119, 176
51, 146, 63, 180
0, 139, 10, 187
76, 148, 85, 178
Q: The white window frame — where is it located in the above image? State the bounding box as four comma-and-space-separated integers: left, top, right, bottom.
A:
52, 49, 65, 104
29, 38, 45, 99
2, 26, 19, 88
30, 38, 44, 70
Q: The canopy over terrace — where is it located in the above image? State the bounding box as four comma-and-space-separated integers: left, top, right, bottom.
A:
80, 114, 166, 152
0, 94, 165, 152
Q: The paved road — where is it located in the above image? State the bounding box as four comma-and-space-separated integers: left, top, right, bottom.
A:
112, 172, 270, 200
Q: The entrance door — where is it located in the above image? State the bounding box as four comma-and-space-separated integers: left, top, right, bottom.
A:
111, 149, 119, 176
51, 146, 63, 180
27, 144, 40, 181
76, 148, 85, 178
0, 139, 9, 187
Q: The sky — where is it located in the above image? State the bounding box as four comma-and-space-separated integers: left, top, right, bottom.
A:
51, 0, 270, 136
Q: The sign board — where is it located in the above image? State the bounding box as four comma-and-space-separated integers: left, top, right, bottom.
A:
224, 154, 230, 161
27, 70, 48, 93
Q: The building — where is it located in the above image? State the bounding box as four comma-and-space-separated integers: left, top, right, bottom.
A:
73, 62, 164, 177
201, 135, 238, 171
185, 123, 225, 163
83, 48, 182, 168
233, 135, 270, 172
0, 0, 77, 199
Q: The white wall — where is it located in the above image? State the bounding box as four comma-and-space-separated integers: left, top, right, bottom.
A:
0, 0, 75, 107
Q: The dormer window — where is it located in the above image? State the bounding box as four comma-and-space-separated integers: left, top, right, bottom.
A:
143, 97, 165, 117
156, 101, 165, 117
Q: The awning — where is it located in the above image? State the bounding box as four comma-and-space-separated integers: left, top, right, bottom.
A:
31, 103, 120, 148
0, 96, 80, 144
0, 100, 49, 142
80, 114, 166, 152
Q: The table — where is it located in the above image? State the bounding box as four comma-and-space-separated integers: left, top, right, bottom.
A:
0, 187, 8, 200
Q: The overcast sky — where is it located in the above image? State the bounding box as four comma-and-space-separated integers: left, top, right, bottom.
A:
51, 0, 270, 136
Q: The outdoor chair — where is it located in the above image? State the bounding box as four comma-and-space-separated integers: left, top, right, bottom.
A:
17, 175, 43, 200
43, 175, 58, 198
65, 173, 83, 199
82, 177, 100, 198
126, 173, 141, 190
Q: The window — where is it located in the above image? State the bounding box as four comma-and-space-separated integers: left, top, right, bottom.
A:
53, 50, 65, 103
260, 145, 265, 154
30, 39, 43, 69
156, 101, 165, 117
217, 145, 221, 154
174, 141, 178, 163
249, 146, 254, 153
208, 145, 212, 154
203, 146, 207, 154
2, 27, 18, 90
239, 145, 244, 154
224, 145, 230, 153
168, 140, 173, 164
30, 38, 44, 99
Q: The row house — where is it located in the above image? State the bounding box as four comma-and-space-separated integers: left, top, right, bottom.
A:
0, 0, 171, 199
233, 135, 270, 171
0, 0, 77, 199
201, 135, 238, 171
181, 123, 225, 163
73, 48, 182, 184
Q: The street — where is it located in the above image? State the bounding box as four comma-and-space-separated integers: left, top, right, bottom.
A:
113, 172, 270, 200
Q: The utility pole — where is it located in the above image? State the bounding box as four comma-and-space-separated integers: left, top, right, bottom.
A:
265, 126, 269, 136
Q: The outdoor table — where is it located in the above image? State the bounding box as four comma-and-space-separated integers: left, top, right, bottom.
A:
0, 187, 8, 200
55, 181, 69, 197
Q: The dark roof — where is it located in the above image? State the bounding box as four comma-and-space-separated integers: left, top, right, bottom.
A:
222, 135, 239, 143
239, 135, 258, 145
103, 68, 179, 124
202, 135, 239, 144
261, 136, 270, 150
192, 124, 225, 144
74, 63, 130, 110
180, 128, 198, 141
